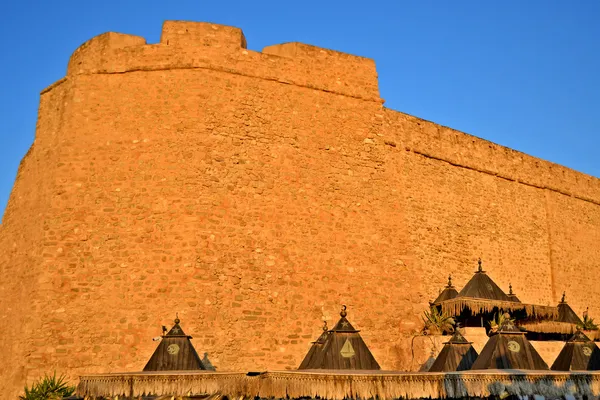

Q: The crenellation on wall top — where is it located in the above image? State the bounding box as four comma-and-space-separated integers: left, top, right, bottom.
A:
160, 21, 247, 49
63, 20, 381, 101
67, 32, 147, 75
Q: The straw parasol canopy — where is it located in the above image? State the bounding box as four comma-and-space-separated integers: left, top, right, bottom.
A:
471, 315, 549, 370
520, 292, 583, 335
143, 315, 206, 371
439, 260, 557, 319
433, 275, 459, 305
428, 330, 479, 372
551, 329, 600, 371
297, 305, 380, 370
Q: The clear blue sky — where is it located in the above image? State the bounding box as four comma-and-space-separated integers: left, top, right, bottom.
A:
1, 1, 599, 220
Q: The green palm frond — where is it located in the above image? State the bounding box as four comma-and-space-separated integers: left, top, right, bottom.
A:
577, 314, 599, 331
422, 306, 455, 335
488, 312, 514, 333
19, 372, 75, 400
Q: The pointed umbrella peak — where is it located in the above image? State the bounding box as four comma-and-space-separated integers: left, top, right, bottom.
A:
445, 329, 471, 344
433, 276, 459, 304
507, 283, 521, 303
457, 265, 510, 301
498, 314, 523, 334
144, 315, 205, 371
569, 329, 593, 343
165, 315, 189, 337
332, 305, 357, 331
299, 307, 380, 370
477, 258, 484, 273
561, 291, 567, 303
322, 320, 328, 332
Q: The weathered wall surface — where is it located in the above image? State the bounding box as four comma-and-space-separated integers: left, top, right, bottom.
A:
1, 21, 599, 398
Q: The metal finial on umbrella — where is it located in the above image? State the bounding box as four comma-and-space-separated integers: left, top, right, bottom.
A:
340, 305, 347, 318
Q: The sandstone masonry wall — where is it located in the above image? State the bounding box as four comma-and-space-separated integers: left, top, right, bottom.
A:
1, 21, 599, 398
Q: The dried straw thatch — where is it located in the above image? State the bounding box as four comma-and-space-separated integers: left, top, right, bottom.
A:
520, 292, 583, 335
588, 330, 600, 341
438, 260, 556, 320
77, 370, 600, 399
77, 371, 250, 399
519, 321, 580, 334
440, 297, 558, 319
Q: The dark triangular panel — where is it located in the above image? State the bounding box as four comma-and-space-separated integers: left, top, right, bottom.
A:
429, 330, 478, 372
457, 260, 511, 301
446, 330, 470, 344
433, 275, 459, 304
202, 352, 217, 371
471, 318, 548, 370
143, 316, 206, 371
297, 306, 380, 370
298, 321, 330, 369
551, 330, 600, 371
557, 293, 583, 325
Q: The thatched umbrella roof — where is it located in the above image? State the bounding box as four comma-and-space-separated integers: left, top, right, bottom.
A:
428, 330, 479, 372
143, 315, 206, 371
471, 316, 549, 370
439, 260, 556, 319
520, 292, 583, 334
551, 330, 600, 371
298, 306, 380, 370
433, 275, 459, 305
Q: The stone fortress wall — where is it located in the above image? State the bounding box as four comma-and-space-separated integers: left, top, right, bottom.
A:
1, 20, 599, 398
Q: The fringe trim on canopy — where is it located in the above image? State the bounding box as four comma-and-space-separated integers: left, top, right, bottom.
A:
519, 321, 578, 334
440, 298, 558, 319
77, 370, 600, 399
76, 371, 251, 399
586, 330, 600, 341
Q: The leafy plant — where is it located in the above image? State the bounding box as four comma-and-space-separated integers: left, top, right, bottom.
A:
488, 312, 514, 334
577, 313, 599, 331
19, 372, 75, 400
422, 306, 455, 335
